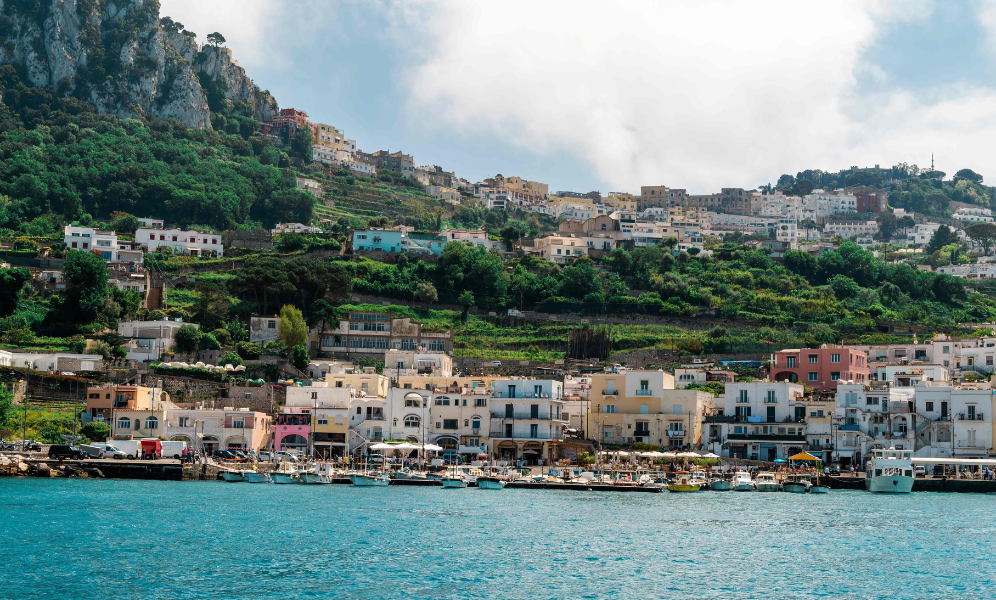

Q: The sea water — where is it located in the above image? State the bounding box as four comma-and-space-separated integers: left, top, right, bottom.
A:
1, 479, 994, 599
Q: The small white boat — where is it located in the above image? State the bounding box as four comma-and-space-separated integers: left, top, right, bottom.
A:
711, 478, 732, 491
300, 471, 332, 484
246, 471, 272, 484
351, 472, 391, 486
477, 476, 507, 490
732, 471, 754, 491
271, 471, 299, 484
755, 472, 781, 492
221, 470, 247, 483
810, 484, 830, 494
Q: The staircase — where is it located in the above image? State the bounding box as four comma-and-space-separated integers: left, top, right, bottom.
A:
347, 429, 369, 456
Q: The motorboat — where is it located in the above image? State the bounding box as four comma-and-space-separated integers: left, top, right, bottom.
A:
782, 475, 810, 494
690, 471, 711, 490
246, 471, 272, 484
477, 476, 507, 490
641, 481, 667, 492
711, 477, 732, 491
220, 469, 247, 483
810, 471, 830, 494
865, 447, 914, 493
300, 469, 332, 484
732, 471, 754, 491
755, 472, 781, 492
667, 474, 702, 492
350, 472, 391, 486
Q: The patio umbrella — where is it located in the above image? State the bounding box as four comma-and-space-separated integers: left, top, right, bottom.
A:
369, 442, 395, 450
701, 452, 720, 459
420, 444, 444, 452
789, 451, 820, 462
662, 452, 677, 458
677, 452, 700, 458
773, 458, 787, 463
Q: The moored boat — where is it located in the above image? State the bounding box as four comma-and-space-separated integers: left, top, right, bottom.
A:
667, 474, 702, 492
477, 476, 507, 490
441, 476, 469, 488
350, 472, 391, 486
782, 475, 809, 493
732, 470, 754, 491
711, 478, 732, 491
221, 470, 247, 482
755, 472, 781, 492
300, 471, 332, 484
865, 447, 914, 493
246, 471, 272, 484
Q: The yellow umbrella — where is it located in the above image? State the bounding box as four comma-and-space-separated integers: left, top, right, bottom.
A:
789, 452, 820, 461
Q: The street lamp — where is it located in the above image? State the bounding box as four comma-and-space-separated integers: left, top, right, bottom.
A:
22, 361, 30, 450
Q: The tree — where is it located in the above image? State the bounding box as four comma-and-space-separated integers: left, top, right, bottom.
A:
955, 168, 983, 184
458, 290, 474, 321
219, 351, 244, 367
110, 213, 139, 235
80, 421, 110, 443
90, 340, 113, 360
607, 248, 633, 276
925, 225, 959, 254
290, 123, 313, 162
63, 250, 108, 321
828, 274, 860, 299
414, 282, 438, 302
291, 345, 310, 371
783, 250, 816, 279
0, 384, 15, 434
199, 333, 221, 350
206, 32, 226, 47
0, 267, 30, 317
876, 211, 897, 240
310, 299, 341, 349
964, 223, 996, 255
173, 325, 202, 354
277, 305, 308, 351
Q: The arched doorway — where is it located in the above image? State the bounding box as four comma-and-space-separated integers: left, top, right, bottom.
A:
522, 442, 543, 466
280, 434, 308, 453
170, 435, 192, 443
225, 436, 247, 450
201, 435, 219, 454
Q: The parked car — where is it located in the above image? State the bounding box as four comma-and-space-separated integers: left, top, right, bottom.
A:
826, 465, 841, 476
213, 450, 236, 460
492, 361, 502, 367
89, 443, 126, 459
78, 444, 105, 459
258, 451, 273, 462
914, 465, 927, 478
48, 445, 84, 460
271, 451, 299, 463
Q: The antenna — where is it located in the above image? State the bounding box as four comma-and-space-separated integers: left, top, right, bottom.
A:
931, 153, 934, 172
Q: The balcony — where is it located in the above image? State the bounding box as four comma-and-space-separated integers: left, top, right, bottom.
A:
602, 390, 618, 396
726, 433, 807, 442
492, 392, 554, 399
957, 413, 985, 421
488, 431, 560, 441
635, 390, 653, 396
489, 412, 554, 420
471, 428, 480, 435
840, 424, 860, 431
363, 415, 385, 421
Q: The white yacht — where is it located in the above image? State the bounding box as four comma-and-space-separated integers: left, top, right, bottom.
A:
441, 475, 469, 488
865, 448, 914, 493
270, 465, 300, 485
755, 472, 781, 492
220, 469, 247, 483
246, 471, 272, 484
732, 471, 754, 491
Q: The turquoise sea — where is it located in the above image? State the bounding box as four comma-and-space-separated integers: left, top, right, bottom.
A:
2, 479, 994, 599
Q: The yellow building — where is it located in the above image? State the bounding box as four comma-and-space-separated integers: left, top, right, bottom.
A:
603, 193, 638, 211
325, 368, 390, 397
396, 375, 498, 392
586, 370, 714, 449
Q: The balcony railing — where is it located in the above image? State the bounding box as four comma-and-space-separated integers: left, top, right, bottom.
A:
489, 412, 554, 420
492, 392, 554, 399
602, 390, 618, 396
957, 413, 985, 421
488, 431, 560, 440
635, 390, 652, 396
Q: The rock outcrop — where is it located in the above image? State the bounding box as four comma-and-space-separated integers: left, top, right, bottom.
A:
0, 0, 278, 128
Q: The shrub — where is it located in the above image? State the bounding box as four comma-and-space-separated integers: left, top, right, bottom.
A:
199, 332, 222, 350
219, 351, 244, 367
212, 328, 232, 347
80, 421, 110, 443
236, 341, 261, 360
90, 340, 113, 360
173, 325, 202, 354
291, 345, 309, 371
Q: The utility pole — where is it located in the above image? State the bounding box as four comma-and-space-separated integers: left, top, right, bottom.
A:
22, 362, 29, 449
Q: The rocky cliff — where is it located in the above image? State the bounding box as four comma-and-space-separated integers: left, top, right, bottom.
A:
0, 0, 277, 128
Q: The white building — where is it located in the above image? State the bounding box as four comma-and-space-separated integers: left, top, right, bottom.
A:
488, 379, 567, 465
823, 220, 879, 237
137, 217, 164, 229
441, 229, 502, 251
908, 223, 943, 246
137, 228, 224, 258
118, 319, 198, 361
708, 382, 808, 461
953, 207, 994, 223
63, 226, 143, 263
0, 351, 103, 372
937, 264, 996, 280
272, 223, 323, 235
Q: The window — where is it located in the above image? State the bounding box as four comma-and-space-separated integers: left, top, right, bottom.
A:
268, 320, 276, 329
924, 401, 933, 412
472, 417, 481, 430
145, 416, 159, 430
766, 391, 776, 403
311, 392, 318, 400
404, 415, 420, 428
831, 354, 841, 363
317, 417, 328, 425
867, 397, 880, 405
639, 404, 649, 414
475, 398, 487, 407
808, 372, 818, 381
786, 356, 797, 368
831, 372, 840, 381
808, 355, 818, 364
604, 404, 618, 413
178, 417, 190, 427
735, 406, 751, 417
738, 390, 748, 403
443, 419, 458, 430
231, 419, 244, 429
116, 417, 131, 430
943, 346, 950, 354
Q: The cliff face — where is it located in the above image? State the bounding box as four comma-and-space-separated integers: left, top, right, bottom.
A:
0, 0, 277, 128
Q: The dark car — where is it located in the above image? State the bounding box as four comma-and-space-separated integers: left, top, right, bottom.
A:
213, 450, 235, 460
827, 465, 841, 476
48, 445, 84, 460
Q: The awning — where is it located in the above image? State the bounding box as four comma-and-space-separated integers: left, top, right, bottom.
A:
789, 452, 820, 461
522, 449, 540, 454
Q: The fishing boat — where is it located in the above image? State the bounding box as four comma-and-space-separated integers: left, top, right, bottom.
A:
350, 471, 391, 486
732, 470, 754, 491
810, 470, 830, 494
300, 467, 332, 484
477, 476, 507, 490
220, 469, 247, 483
865, 447, 914, 493
246, 471, 272, 484
441, 475, 469, 488
270, 464, 300, 485
782, 475, 809, 493
755, 472, 781, 492
667, 473, 702, 492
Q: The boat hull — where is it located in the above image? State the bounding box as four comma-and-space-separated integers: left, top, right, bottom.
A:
301, 473, 331, 484
733, 483, 754, 491
271, 473, 299, 484
667, 484, 702, 492
441, 478, 468, 488
221, 471, 247, 482
866, 475, 914, 493
477, 478, 507, 490
711, 481, 732, 491
782, 483, 807, 493
755, 483, 781, 492
351, 474, 391, 486
809, 486, 830, 494
246, 472, 271, 484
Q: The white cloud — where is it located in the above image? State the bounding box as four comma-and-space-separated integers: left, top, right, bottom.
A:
401, 0, 993, 190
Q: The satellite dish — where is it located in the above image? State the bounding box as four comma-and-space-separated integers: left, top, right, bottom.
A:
80, 411, 92, 424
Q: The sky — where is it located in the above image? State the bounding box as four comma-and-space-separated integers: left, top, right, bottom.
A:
160, 0, 996, 194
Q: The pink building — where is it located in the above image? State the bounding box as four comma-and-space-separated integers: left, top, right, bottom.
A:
273, 405, 311, 453
770, 347, 869, 393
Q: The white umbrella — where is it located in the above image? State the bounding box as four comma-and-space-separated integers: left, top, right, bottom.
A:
701, 452, 720, 459
420, 444, 444, 452
369, 442, 395, 450
662, 452, 677, 458
677, 451, 700, 458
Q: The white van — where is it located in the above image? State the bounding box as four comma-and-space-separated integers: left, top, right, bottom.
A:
159, 440, 187, 459
90, 443, 126, 459
109, 440, 142, 459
